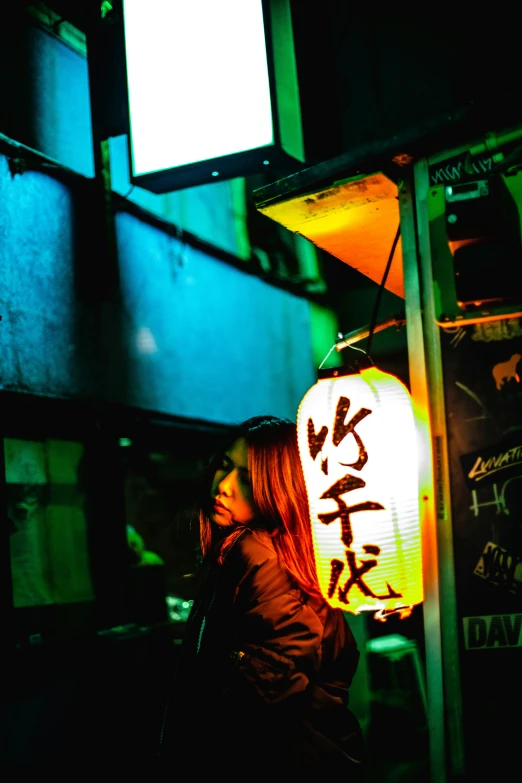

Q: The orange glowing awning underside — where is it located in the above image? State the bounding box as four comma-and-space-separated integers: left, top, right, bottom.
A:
257, 172, 404, 298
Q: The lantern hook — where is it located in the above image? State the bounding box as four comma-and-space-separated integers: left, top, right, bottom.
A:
334, 311, 406, 352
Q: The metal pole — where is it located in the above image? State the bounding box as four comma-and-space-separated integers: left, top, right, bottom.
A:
413, 159, 466, 779
399, 172, 448, 783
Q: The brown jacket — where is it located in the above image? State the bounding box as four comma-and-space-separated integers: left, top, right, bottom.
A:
160, 527, 363, 773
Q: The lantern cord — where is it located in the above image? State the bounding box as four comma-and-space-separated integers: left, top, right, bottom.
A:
319, 340, 370, 370
318, 342, 339, 370
365, 223, 401, 360
319, 222, 401, 371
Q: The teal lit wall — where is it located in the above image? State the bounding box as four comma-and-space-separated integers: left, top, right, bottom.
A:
0, 11, 322, 426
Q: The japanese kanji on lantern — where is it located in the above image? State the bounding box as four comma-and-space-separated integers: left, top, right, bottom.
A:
297, 364, 423, 619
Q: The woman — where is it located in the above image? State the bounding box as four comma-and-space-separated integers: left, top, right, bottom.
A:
158, 416, 364, 774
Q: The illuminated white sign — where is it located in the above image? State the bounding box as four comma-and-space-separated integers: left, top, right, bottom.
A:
122, 0, 303, 192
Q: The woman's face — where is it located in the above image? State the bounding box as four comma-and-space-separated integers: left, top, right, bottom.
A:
210, 437, 256, 527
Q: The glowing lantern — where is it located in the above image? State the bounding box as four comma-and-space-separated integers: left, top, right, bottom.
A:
297, 365, 423, 619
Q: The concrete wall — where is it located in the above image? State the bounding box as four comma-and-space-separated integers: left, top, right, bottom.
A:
0, 11, 328, 426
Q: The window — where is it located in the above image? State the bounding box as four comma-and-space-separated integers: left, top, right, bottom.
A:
6, 437, 94, 609
118, 424, 230, 618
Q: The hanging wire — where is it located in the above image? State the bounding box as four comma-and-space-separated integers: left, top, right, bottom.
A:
365, 223, 401, 359
318, 342, 338, 370
318, 221, 402, 372
318, 333, 371, 370
348, 343, 373, 359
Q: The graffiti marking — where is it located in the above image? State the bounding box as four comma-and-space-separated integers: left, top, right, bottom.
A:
469, 475, 522, 517
472, 319, 522, 343
430, 156, 494, 185
455, 381, 488, 421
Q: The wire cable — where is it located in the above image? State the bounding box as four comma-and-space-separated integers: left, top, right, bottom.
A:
365, 224, 401, 360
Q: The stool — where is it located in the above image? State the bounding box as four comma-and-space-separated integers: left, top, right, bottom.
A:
365, 634, 428, 754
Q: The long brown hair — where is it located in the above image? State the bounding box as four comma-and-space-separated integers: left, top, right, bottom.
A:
199, 415, 322, 599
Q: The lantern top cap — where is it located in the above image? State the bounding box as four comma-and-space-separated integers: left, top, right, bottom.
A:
318, 356, 375, 381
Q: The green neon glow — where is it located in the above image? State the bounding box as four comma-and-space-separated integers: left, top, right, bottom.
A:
101, 1, 113, 19
309, 302, 339, 369
123, 0, 274, 176
366, 634, 414, 653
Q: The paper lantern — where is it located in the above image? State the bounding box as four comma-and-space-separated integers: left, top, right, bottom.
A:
297, 365, 423, 619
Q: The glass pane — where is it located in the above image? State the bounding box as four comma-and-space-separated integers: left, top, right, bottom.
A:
5, 438, 95, 608
121, 441, 209, 622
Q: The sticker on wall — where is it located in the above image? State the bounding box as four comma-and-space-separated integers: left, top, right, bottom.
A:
460, 439, 522, 490
474, 541, 522, 596
463, 613, 522, 649
492, 353, 521, 391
